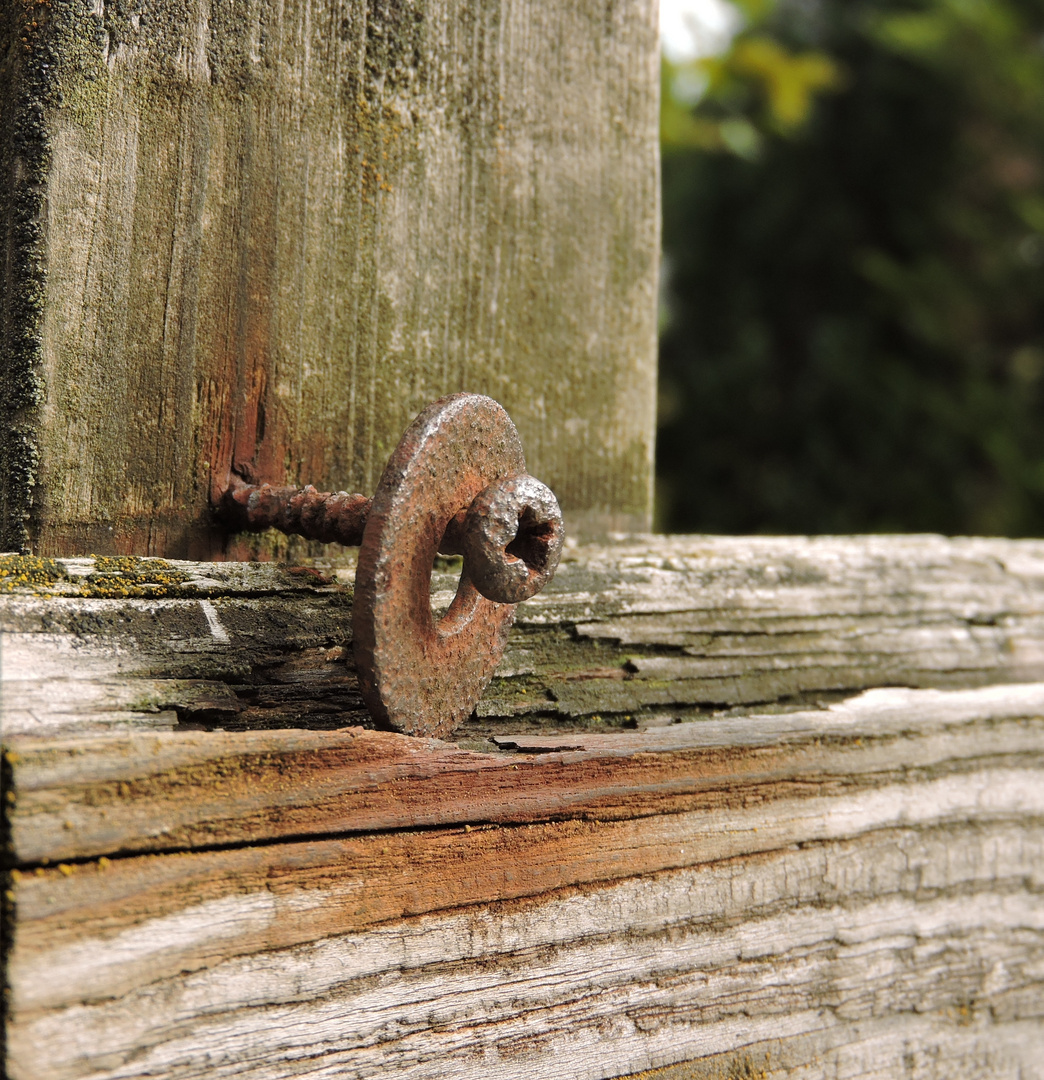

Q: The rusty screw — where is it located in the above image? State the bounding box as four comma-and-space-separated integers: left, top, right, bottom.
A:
217, 394, 565, 738
220, 461, 563, 605
221, 479, 372, 547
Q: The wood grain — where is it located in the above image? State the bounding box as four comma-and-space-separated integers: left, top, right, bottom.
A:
8, 816, 1044, 1077
5, 536, 1044, 1078
611, 1021, 1044, 1080
8, 535, 1044, 737
0, 0, 659, 556
7, 682, 1044, 863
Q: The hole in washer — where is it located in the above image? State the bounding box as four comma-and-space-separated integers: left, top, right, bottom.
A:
430, 553, 463, 620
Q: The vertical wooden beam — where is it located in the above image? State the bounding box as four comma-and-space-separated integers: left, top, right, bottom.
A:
0, 0, 660, 557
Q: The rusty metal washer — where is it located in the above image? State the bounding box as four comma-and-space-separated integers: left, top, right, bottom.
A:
354, 394, 550, 738
218, 394, 563, 738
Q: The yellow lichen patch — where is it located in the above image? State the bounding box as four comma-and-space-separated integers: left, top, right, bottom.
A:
78, 556, 192, 599
0, 554, 69, 593
0, 554, 198, 598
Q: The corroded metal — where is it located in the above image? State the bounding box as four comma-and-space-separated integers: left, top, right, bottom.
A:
221, 477, 372, 546
217, 393, 564, 737
456, 473, 564, 604
355, 395, 533, 737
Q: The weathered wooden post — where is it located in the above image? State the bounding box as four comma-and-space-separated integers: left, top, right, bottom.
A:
3, 2, 1044, 1078
0, 0, 659, 557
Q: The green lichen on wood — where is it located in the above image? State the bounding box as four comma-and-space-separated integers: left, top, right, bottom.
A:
0, 0, 113, 550
10, 0, 657, 557
0, 0, 52, 552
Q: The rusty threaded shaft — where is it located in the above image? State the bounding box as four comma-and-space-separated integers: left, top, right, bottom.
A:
220, 475, 474, 552
218, 470, 562, 603
221, 475, 373, 546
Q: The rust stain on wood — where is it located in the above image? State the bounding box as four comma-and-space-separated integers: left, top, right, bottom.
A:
12, 761, 1044, 971
9, 679, 1044, 865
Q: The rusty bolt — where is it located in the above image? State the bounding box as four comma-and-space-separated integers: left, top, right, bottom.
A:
221, 478, 371, 546
216, 394, 564, 738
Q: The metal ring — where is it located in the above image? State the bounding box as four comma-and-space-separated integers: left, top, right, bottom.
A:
352, 394, 526, 738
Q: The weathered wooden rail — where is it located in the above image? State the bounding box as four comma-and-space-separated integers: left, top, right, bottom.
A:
4, 534, 1044, 1078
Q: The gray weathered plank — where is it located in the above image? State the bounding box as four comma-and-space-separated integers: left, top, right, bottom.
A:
7, 535, 1044, 737
8, 814, 1044, 1077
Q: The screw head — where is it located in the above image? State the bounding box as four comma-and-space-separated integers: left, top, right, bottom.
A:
461, 473, 564, 604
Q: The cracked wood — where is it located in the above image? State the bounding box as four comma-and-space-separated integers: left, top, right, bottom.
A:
7, 535, 1044, 738
4, 535, 1044, 1078
0, 0, 658, 554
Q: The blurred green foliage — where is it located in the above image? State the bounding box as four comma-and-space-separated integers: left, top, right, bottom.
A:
657, 0, 1044, 535
662, 1, 843, 155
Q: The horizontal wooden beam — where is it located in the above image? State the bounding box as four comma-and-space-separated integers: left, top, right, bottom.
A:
9, 809, 1044, 1076
5, 535, 1044, 1079
7, 682, 1044, 864
6, 535, 1044, 739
